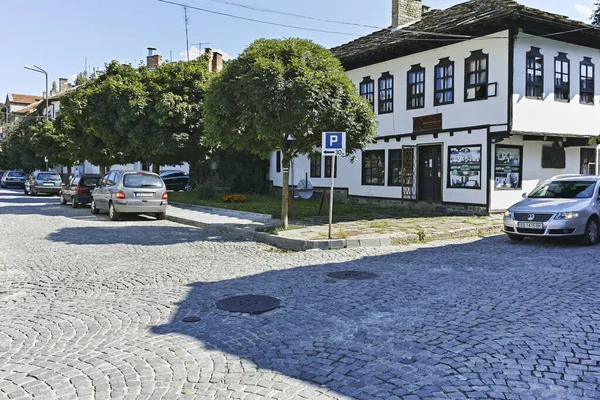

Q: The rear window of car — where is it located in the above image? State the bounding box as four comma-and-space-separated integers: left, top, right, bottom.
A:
81, 177, 101, 186
123, 173, 164, 188
37, 172, 61, 181
7, 171, 26, 177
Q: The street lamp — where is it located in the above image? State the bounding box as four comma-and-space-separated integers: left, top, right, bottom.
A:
24, 65, 48, 122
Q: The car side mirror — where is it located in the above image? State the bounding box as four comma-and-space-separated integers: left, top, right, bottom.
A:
522, 193, 528, 199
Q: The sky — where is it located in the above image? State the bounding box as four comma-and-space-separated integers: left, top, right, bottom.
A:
0, 0, 596, 102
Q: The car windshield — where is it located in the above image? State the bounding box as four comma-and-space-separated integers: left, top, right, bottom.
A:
81, 177, 101, 186
123, 173, 163, 188
7, 171, 26, 177
529, 180, 597, 199
37, 172, 61, 181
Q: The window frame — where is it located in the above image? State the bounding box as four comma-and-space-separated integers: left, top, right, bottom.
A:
362, 150, 386, 186
309, 155, 321, 178
407, 64, 425, 110
378, 72, 394, 114
525, 47, 544, 100
388, 149, 403, 186
434, 57, 454, 106
359, 76, 375, 111
554, 52, 570, 102
464, 50, 489, 102
580, 57, 594, 105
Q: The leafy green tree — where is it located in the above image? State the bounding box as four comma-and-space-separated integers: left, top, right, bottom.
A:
29, 120, 78, 167
74, 72, 89, 86
0, 118, 45, 171
205, 38, 377, 228
51, 81, 58, 94
214, 149, 269, 194
593, 2, 600, 26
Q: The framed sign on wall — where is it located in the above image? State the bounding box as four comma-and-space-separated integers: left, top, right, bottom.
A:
447, 145, 482, 189
495, 145, 522, 190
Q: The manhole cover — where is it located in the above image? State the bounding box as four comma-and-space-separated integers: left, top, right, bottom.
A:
326, 270, 379, 280
182, 317, 201, 323
216, 295, 280, 315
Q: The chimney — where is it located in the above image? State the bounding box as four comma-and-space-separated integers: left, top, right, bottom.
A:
146, 47, 162, 70
392, 0, 423, 30
59, 78, 69, 93
204, 48, 214, 72
211, 51, 223, 73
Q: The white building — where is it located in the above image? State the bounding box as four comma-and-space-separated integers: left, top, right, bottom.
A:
267, 0, 600, 213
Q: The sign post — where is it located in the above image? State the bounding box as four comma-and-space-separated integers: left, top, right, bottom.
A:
322, 132, 346, 239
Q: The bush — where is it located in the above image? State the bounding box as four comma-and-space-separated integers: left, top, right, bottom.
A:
222, 194, 247, 203
194, 184, 217, 199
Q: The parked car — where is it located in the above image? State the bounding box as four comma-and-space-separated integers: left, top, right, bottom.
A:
24, 171, 63, 196
60, 174, 102, 208
159, 170, 193, 192
1, 170, 27, 188
503, 175, 600, 245
91, 170, 168, 221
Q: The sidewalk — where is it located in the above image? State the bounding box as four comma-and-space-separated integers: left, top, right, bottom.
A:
166, 202, 505, 251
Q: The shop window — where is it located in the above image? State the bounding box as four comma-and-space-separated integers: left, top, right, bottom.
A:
407, 64, 425, 109
359, 76, 375, 111
555, 52, 570, 102
580, 57, 594, 105
465, 50, 489, 101
526, 47, 544, 99
434, 57, 454, 106
310, 155, 321, 178
448, 145, 482, 189
378, 72, 394, 114
362, 150, 385, 185
542, 141, 566, 169
388, 149, 403, 186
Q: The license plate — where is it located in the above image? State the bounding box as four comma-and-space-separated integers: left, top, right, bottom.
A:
135, 192, 154, 198
43, 182, 54, 186
518, 222, 543, 229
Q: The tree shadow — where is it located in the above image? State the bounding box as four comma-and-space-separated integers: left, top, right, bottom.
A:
151, 236, 600, 399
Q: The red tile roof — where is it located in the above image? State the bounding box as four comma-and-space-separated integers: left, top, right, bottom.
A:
11, 94, 43, 104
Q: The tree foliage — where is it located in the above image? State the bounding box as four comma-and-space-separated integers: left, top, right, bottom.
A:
593, 2, 600, 26
0, 118, 46, 171
204, 38, 377, 227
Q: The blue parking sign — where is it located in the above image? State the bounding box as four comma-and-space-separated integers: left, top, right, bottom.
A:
322, 132, 346, 156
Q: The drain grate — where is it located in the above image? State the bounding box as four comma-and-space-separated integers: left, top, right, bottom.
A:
326, 270, 379, 280
216, 295, 280, 315
182, 317, 201, 323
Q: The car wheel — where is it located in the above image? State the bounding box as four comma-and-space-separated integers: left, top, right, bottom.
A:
507, 233, 524, 242
156, 212, 166, 220
184, 182, 193, 192
71, 197, 78, 208
580, 217, 599, 246
109, 202, 120, 221
59, 194, 67, 205
91, 199, 100, 215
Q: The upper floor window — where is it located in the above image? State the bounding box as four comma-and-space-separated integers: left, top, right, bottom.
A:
555, 52, 570, 102
434, 57, 454, 106
310, 155, 321, 178
465, 50, 489, 101
378, 72, 393, 114
407, 64, 425, 109
526, 47, 544, 99
580, 57, 594, 105
359, 77, 375, 111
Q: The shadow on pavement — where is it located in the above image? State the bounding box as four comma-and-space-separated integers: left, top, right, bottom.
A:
151, 236, 600, 399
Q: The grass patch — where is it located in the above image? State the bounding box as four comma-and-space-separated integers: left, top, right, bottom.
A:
267, 225, 304, 235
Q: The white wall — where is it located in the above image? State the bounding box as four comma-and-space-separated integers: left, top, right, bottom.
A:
345, 31, 509, 137
513, 34, 600, 136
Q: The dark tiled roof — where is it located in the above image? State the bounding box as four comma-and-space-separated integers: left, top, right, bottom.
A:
332, 0, 600, 70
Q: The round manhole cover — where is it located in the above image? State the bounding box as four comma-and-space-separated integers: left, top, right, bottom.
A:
326, 270, 379, 280
216, 295, 281, 315
182, 317, 201, 323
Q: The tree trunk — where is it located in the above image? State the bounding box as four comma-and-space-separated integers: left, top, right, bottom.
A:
99, 165, 106, 175
280, 153, 291, 229
152, 162, 160, 174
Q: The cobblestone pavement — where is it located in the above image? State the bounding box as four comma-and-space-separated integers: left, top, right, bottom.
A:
2, 188, 600, 399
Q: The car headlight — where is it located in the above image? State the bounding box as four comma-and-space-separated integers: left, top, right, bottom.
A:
555, 212, 579, 220
504, 210, 513, 218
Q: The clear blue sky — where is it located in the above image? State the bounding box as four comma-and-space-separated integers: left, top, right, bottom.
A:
0, 0, 594, 102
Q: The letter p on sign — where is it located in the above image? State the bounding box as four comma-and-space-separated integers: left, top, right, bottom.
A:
322, 132, 346, 157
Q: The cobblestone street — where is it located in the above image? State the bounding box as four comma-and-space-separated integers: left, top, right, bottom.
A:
2, 188, 600, 399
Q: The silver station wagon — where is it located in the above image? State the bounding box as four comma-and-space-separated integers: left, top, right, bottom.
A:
503, 175, 600, 245
91, 170, 168, 221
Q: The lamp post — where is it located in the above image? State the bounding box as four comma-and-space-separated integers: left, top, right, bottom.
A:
24, 65, 48, 122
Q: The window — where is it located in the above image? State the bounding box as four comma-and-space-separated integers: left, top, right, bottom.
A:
388, 149, 403, 186
378, 72, 393, 114
362, 150, 385, 185
276, 151, 281, 173
434, 57, 454, 106
555, 52, 570, 102
580, 57, 594, 105
310, 155, 321, 178
407, 64, 425, 109
359, 76, 375, 111
465, 50, 489, 101
324, 156, 337, 178
123, 173, 164, 188
526, 47, 543, 99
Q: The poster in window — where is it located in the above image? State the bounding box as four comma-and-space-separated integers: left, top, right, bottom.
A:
448, 145, 482, 189
495, 146, 522, 189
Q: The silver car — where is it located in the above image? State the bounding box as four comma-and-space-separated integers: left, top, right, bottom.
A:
503, 175, 600, 245
91, 170, 168, 221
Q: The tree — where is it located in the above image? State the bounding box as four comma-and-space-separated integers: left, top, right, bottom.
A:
29, 120, 78, 168
51, 81, 58, 94
0, 118, 46, 171
205, 38, 376, 228
593, 2, 600, 26
74, 72, 89, 86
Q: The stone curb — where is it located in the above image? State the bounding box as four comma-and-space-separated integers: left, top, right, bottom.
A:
166, 212, 504, 252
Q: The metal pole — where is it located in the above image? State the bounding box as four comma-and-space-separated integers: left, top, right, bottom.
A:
328, 156, 335, 239
44, 71, 48, 122
184, 6, 190, 61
